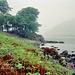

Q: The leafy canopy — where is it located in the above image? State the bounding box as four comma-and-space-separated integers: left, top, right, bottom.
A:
16, 7, 41, 38
0, 6, 41, 39
0, 0, 11, 14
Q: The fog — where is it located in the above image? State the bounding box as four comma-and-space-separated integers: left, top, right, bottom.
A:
7, 0, 75, 35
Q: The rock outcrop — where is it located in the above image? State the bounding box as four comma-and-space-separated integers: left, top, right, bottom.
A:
31, 34, 45, 42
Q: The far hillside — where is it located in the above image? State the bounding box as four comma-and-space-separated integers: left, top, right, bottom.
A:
44, 19, 75, 38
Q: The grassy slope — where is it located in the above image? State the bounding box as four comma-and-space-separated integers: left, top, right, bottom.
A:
0, 31, 75, 75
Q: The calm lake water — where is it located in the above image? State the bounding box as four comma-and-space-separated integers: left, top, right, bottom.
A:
40, 37, 75, 54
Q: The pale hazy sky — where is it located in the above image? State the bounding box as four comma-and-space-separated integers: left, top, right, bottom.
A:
7, 0, 75, 35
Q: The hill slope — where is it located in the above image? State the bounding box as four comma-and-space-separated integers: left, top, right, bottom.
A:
0, 31, 75, 75
44, 19, 75, 38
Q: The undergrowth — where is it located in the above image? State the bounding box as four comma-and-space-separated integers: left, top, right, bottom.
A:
0, 31, 75, 75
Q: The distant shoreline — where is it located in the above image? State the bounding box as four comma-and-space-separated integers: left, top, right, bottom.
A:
45, 41, 64, 43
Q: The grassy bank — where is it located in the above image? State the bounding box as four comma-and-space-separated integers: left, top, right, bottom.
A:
0, 31, 75, 75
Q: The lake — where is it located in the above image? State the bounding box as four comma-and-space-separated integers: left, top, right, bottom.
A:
40, 37, 75, 54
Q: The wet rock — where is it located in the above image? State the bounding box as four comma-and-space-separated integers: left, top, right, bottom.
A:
60, 50, 68, 57
71, 51, 74, 53
72, 54, 75, 57
41, 43, 45, 46
66, 57, 75, 63
54, 47, 58, 49
57, 49, 60, 51
51, 46, 54, 47
67, 54, 72, 58
72, 58, 75, 63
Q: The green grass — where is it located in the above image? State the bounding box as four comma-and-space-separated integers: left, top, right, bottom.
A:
0, 31, 75, 75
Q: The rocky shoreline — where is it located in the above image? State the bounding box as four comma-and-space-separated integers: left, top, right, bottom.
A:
39, 43, 75, 71
60, 51, 75, 71
32, 41, 75, 71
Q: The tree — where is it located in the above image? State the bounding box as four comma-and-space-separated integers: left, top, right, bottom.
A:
0, 0, 11, 14
7, 15, 17, 33
0, 0, 11, 31
4, 14, 12, 32
0, 7, 41, 39
16, 7, 41, 38
0, 13, 5, 31
17, 7, 39, 21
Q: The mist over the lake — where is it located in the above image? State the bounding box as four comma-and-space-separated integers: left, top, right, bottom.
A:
43, 19, 75, 39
